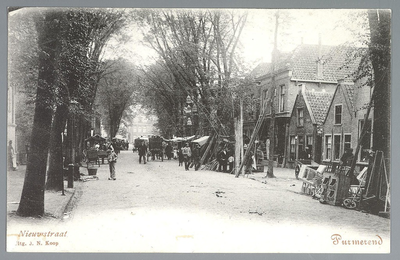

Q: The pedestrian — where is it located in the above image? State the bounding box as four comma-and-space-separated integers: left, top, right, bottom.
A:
340, 147, 357, 184
228, 153, 234, 173
165, 143, 173, 160
178, 146, 184, 166
244, 151, 254, 177
107, 148, 118, 180
8, 140, 16, 171
181, 142, 192, 170
217, 147, 228, 172
340, 148, 354, 166
138, 141, 147, 164
192, 143, 201, 171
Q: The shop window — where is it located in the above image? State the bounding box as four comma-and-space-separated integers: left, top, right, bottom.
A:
325, 135, 332, 160
333, 135, 341, 161
297, 108, 304, 127
335, 105, 342, 124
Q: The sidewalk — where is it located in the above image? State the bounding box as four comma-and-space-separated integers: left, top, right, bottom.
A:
235, 165, 303, 194
7, 165, 84, 219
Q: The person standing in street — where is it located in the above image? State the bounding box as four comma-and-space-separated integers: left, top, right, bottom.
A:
244, 151, 254, 177
8, 140, 16, 171
138, 141, 147, 164
181, 143, 192, 170
217, 147, 228, 173
192, 143, 201, 171
178, 146, 184, 166
165, 142, 173, 160
107, 148, 118, 180
228, 152, 234, 174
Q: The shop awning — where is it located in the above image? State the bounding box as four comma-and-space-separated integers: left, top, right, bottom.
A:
171, 135, 196, 142
85, 134, 106, 142
192, 136, 209, 146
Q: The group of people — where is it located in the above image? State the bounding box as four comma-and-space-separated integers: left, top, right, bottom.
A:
216, 147, 235, 173
178, 142, 201, 171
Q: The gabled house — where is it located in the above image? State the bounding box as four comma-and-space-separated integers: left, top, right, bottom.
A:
321, 79, 373, 165
245, 43, 360, 165
287, 84, 333, 166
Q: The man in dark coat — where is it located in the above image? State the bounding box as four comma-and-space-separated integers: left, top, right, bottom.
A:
138, 141, 147, 164
217, 148, 228, 172
340, 148, 354, 166
192, 143, 201, 171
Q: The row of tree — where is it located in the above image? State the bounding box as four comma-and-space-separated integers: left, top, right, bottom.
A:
10, 8, 136, 217
9, 8, 390, 217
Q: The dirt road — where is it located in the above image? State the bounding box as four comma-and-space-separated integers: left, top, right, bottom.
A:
8, 150, 390, 253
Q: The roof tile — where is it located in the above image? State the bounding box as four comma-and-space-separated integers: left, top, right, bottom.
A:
304, 90, 334, 125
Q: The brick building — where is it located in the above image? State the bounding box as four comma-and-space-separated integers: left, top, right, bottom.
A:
245, 43, 359, 163
322, 80, 373, 166
287, 84, 333, 167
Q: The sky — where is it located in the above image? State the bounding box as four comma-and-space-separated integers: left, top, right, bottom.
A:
104, 9, 368, 70
10, 8, 368, 72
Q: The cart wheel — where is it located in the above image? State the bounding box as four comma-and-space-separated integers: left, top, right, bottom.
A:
343, 198, 357, 209
295, 165, 300, 179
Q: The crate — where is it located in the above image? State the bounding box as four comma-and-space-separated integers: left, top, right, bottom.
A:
326, 174, 351, 206
87, 168, 97, 176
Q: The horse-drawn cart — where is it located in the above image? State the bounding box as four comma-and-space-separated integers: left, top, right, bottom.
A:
148, 136, 164, 161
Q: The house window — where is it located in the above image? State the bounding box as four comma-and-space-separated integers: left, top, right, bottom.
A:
279, 85, 285, 112
290, 136, 296, 161
333, 135, 341, 161
325, 135, 332, 160
335, 105, 342, 124
344, 134, 351, 151
297, 108, 304, 127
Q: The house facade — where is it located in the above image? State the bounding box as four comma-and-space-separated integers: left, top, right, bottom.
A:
287, 84, 333, 166
246, 44, 359, 165
322, 80, 373, 166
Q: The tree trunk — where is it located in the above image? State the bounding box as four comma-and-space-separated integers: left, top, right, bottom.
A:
267, 12, 279, 178
46, 104, 68, 191
368, 10, 391, 174
17, 12, 59, 217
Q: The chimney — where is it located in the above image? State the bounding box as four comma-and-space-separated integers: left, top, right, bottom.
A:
317, 34, 323, 79
298, 83, 306, 94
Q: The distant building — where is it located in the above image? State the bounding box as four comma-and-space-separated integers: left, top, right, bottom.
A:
128, 113, 159, 143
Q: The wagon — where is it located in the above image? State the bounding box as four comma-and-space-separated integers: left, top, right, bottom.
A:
148, 136, 164, 161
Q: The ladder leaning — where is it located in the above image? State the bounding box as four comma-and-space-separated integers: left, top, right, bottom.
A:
235, 109, 268, 177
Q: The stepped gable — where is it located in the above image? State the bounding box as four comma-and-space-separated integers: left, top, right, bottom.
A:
304, 90, 334, 126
